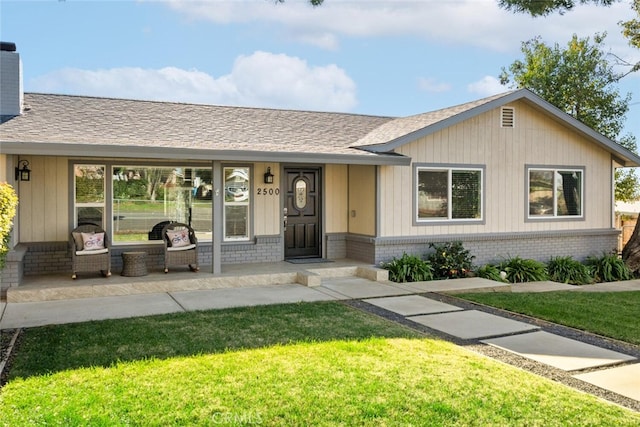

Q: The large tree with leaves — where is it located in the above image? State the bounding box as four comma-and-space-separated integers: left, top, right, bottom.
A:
501, 33, 640, 274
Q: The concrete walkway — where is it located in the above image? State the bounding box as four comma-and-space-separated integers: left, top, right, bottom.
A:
1, 276, 639, 405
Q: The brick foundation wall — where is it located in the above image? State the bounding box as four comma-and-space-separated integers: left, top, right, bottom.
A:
221, 235, 281, 264
349, 229, 620, 266
0, 245, 26, 297
325, 233, 347, 259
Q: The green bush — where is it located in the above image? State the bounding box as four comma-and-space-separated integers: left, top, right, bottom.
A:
382, 253, 434, 283
585, 253, 633, 283
0, 183, 19, 270
426, 241, 475, 279
499, 256, 548, 283
475, 264, 507, 282
546, 256, 593, 285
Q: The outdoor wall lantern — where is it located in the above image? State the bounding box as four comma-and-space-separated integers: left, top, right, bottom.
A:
264, 167, 274, 184
15, 159, 31, 182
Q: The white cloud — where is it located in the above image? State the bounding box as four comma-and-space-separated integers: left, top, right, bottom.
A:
165, 0, 638, 58
418, 77, 451, 93
467, 76, 504, 96
29, 51, 357, 111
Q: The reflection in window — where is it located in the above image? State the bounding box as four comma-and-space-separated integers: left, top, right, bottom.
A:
112, 166, 212, 242
224, 167, 250, 240
528, 168, 582, 218
75, 165, 105, 228
417, 167, 482, 221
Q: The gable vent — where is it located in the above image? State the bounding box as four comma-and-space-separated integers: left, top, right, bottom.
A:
501, 107, 515, 128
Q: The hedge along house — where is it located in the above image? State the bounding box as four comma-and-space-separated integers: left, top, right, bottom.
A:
1, 42, 640, 293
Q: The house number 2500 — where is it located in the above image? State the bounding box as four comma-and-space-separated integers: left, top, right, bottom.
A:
257, 188, 280, 196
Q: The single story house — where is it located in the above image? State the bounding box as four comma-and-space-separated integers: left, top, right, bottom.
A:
2, 42, 640, 293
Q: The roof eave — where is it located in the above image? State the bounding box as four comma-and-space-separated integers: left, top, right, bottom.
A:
0, 142, 411, 166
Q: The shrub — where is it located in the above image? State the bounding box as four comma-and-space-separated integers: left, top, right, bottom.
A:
426, 241, 475, 279
475, 264, 507, 282
585, 253, 633, 283
0, 183, 19, 270
382, 253, 434, 283
499, 256, 548, 283
546, 256, 593, 285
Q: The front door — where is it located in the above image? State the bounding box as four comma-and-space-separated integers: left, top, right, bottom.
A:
284, 168, 321, 258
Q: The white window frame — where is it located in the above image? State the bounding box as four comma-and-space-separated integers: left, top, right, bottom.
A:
527, 166, 584, 220
73, 164, 106, 228
415, 165, 484, 223
223, 166, 251, 241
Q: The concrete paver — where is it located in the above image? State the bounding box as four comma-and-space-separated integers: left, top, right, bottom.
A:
171, 284, 337, 311
363, 295, 463, 316
574, 363, 640, 401
0, 293, 182, 329
482, 331, 636, 371
320, 276, 412, 299
407, 310, 539, 339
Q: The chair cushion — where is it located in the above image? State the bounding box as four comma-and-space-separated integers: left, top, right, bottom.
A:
166, 229, 191, 247
167, 243, 196, 252
81, 232, 105, 250
72, 232, 84, 250
75, 248, 109, 256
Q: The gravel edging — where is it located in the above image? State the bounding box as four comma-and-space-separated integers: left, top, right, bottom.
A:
0, 328, 21, 387
344, 292, 640, 413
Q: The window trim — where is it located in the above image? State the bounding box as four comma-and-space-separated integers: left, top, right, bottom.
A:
413, 163, 485, 225
525, 165, 585, 222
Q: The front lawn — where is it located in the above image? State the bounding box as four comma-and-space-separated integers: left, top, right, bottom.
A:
1, 301, 638, 426
456, 291, 640, 345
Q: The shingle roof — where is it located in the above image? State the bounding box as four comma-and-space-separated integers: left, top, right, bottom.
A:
2, 90, 639, 167
351, 92, 511, 149
0, 93, 402, 164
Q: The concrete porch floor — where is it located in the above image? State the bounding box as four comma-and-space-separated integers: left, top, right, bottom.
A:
5, 259, 387, 303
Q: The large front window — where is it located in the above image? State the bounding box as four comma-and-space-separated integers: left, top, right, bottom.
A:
224, 166, 250, 241
112, 166, 212, 242
528, 168, 583, 218
416, 166, 483, 222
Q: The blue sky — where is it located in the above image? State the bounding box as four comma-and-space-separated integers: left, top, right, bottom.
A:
1, 0, 638, 140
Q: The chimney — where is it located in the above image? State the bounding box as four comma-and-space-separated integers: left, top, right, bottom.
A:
0, 42, 23, 118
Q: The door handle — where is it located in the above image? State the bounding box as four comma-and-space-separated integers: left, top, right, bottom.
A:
283, 208, 288, 231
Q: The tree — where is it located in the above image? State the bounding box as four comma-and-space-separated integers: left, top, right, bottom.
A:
500, 33, 640, 275
500, 0, 640, 72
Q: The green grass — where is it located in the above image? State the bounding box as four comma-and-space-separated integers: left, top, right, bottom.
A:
1, 301, 638, 426
456, 291, 640, 345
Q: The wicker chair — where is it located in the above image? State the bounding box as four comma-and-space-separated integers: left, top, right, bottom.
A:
162, 222, 199, 273
70, 224, 112, 279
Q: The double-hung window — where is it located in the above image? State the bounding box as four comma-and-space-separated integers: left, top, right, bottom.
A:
528, 167, 583, 219
415, 165, 483, 222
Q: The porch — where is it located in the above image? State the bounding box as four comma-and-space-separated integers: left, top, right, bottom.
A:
4, 259, 388, 304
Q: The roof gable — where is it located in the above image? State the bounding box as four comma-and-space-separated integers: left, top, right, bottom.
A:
353, 88, 640, 167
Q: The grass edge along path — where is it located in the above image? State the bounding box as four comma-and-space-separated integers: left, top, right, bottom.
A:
1, 302, 639, 426
455, 291, 640, 345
